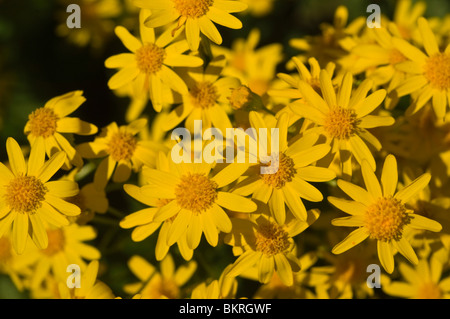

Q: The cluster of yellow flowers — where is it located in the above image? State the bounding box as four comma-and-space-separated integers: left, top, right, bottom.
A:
1, 0, 450, 299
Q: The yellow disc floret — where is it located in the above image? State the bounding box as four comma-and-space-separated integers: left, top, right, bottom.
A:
190, 81, 219, 109
324, 106, 360, 140
27, 107, 59, 138
255, 221, 290, 256
260, 153, 296, 189
5, 175, 47, 214
135, 43, 166, 75
107, 132, 137, 162
172, 0, 214, 18
175, 173, 218, 213
364, 197, 410, 242
424, 53, 450, 91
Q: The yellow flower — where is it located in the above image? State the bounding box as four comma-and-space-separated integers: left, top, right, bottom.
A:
123, 254, 196, 298
163, 55, 240, 133
240, 0, 275, 17
224, 211, 320, 286
27, 223, 100, 290
329, 154, 442, 274
382, 250, 450, 299
134, 0, 248, 51
24, 91, 98, 170
125, 151, 257, 252
105, 9, 204, 112
0, 138, 80, 254
121, 152, 194, 261
233, 112, 335, 224
58, 260, 115, 299
393, 17, 450, 119
76, 118, 165, 188
291, 70, 394, 178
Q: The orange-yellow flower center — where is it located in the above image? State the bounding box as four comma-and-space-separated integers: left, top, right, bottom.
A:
424, 53, 450, 90
417, 281, 442, 299
175, 173, 218, 213
260, 153, 296, 189
27, 107, 59, 138
5, 175, 47, 214
172, 0, 214, 18
0, 237, 12, 263
135, 43, 166, 75
255, 221, 290, 256
107, 132, 138, 162
364, 197, 410, 242
190, 81, 219, 109
324, 106, 360, 140
42, 229, 65, 256
389, 49, 407, 65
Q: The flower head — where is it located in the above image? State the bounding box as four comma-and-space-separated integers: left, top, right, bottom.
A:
0, 138, 81, 254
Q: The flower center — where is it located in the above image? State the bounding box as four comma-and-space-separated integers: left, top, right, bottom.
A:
190, 81, 219, 109
417, 282, 442, 299
364, 197, 410, 242
5, 175, 47, 214
424, 53, 450, 90
27, 107, 59, 138
175, 173, 218, 214
0, 237, 12, 263
172, 0, 214, 18
389, 49, 407, 65
260, 153, 296, 189
107, 132, 137, 162
324, 106, 360, 140
42, 229, 65, 256
135, 43, 166, 75
255, 222, 290, 256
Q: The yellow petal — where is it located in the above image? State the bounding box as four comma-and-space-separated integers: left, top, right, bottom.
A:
198, 16, 222, 45
107, 66, 140, 90
6, 138, 26, 176
381, 154, 398, 197
27, 136, 45, 177
395, 173, 431, 203
13, 213, 28, 254
349, 135, 376, 171
377, 240, 394, 274
332, 227, 369, 255
45, 181, 79, 198
319, 69, 337, 107
29, 213, 48, 249
144, 8, 179, 28
185, 18, 200, 51
418, 17, 440, 56
274, 254, 294, 286
114, 26, 142, 52
45, 194, 81, 216
57, 117, 98, 135
216, 192, 257, 213
37, 151, 66, 183
207, 7, 242, 29
328, 196, 366, 216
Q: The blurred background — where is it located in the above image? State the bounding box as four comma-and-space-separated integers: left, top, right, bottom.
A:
0, 0, 449, 298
